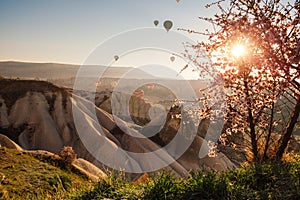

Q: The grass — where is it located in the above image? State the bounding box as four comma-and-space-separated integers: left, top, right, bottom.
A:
0, 148, 92, 200
72, 160, 300, 200
1, 147, 299, 199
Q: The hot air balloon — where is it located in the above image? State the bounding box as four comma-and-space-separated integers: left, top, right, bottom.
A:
170, 56, 175, 62
114, 55, 119, 61
147, 84, 154, 90
95, 81, 101, 87
163, 20, 173, 32
133, 89, 144, 98
153, 20, 159, 26
176, 0, 181, 2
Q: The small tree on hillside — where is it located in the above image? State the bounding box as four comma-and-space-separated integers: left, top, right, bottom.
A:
186, 0, 299, 162
58, 146, 77, 166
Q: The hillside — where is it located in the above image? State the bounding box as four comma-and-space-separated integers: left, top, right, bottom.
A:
0, 78, 236, 178
0, 147, 92, 200
0, 78, 299, 200
0, 61, 208, 90
1, 146, 299, 200
0, 61, 156, 80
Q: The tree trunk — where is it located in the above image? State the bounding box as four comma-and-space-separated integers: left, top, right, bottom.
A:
248, 107, 259, 161
244, 75, 258, 161
263, 101, 275, 161
276, 95, 300, 160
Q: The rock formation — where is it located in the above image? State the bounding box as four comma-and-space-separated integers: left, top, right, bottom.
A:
0, 79, 236, 179
0, 134, 22, 150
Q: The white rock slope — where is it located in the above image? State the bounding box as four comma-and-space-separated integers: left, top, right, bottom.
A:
0, 79, 235, 178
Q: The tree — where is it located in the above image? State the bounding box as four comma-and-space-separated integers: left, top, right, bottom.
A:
58, 146, 77, 166
187, 0, 299, 162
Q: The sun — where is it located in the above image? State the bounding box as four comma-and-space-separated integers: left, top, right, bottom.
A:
231, 44, 246, 57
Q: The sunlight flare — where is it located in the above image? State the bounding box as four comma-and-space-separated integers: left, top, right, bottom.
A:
231, 44, 246, 57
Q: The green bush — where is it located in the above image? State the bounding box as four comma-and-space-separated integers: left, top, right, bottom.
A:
182, 171, 228, 200
143, 172, 184, 200
225, 162, 300, 199
72, 173, 140, 200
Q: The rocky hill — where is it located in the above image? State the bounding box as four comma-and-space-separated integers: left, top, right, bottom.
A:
0, 79, 236, 180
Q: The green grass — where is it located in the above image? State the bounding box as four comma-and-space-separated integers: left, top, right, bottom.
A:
1, 147, 299, 200
0, 148, 92, 200
72, 160, 300, 200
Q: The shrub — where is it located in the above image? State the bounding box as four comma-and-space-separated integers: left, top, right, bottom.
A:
143, 172, 184, 200
58, 146, 77, 166
182, 171, 228, 200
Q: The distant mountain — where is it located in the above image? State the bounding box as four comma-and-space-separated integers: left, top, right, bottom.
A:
0, 61, 157, 80
0, 61, 210, 96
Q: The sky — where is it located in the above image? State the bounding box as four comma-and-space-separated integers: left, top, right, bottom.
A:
0, 0, 223, 80
0, 0, 218, 64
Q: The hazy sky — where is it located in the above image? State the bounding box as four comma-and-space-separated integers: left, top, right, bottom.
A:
0, 0, 218, 65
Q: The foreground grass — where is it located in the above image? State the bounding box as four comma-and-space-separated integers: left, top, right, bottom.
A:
1, 147, 299, 199
0, 148, 92, 200
73, 160, 300, 200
